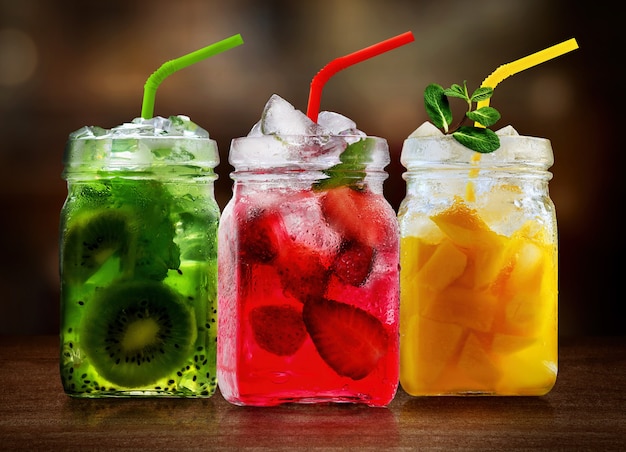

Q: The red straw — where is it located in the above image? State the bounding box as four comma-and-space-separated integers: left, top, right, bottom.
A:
306, 31, 415, 122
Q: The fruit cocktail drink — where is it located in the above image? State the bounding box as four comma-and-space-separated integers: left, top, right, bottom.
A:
59, 116, 220, 397
397, 38, 577, 396
398, 122, 558, 396
217, 95, 400, 406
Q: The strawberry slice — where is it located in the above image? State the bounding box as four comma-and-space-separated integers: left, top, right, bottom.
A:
303, 298, 389, 380
249, 304, 307, 356
239, 208, 287, 263
320, 186, 391, 248
276, 242, 329, 303
332, 240, 375, 286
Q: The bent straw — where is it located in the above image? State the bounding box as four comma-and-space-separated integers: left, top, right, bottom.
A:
306, 31, 415, 122
141, 33, 244, 119
465, 37, 579, 202
474, 38, 579, 123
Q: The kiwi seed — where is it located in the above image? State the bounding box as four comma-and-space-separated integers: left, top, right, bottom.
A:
79, 280, 197, 388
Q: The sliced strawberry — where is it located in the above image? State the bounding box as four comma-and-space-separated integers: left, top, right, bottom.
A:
332, 240, 375, 286
239, 208, 287, 263
249, 304, 307, 356
276, 242, 329, 303
320, 186, 391, 248
302, 298, 389, 380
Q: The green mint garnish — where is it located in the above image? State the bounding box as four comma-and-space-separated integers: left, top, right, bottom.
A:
313, 138, 371, 190
424, 81, 501, 153
110, 178, 180, 280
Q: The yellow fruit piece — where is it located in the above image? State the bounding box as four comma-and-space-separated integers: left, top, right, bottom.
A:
508, 241, 545, 289
431, 200, 506, 289
400, 278, 433, 324
515, 219, 555, 244
456, 332, 502, 389
400, 315, 464, 395
400, 237, 438, 320
500, 241, 556, 337
496, 342, 557, 395
417, 239, 467, 292
401, 236, 437, 274
423, 285, 498, 333
431, 199, 498, 248
491, 333, 537, 354
453, 240, 507, 290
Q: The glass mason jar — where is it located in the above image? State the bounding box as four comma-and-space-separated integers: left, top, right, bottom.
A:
59, 116, 220, 397
217, 134, 400, 406
398, 133, 558, 396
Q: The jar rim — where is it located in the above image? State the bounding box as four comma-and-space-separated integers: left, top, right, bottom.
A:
63, 135, 220, 171
401, 134, 554, 169
229, 134, 390, 170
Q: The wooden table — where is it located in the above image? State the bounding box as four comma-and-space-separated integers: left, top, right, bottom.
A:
1, 335, 624, 450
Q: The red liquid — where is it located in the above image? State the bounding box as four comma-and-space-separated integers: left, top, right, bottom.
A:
218, 186, 399, 406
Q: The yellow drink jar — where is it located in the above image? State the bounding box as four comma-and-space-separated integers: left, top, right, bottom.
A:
398, 130, 558, 396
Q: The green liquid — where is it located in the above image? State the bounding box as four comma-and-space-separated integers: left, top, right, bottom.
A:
59, 177, 218, 397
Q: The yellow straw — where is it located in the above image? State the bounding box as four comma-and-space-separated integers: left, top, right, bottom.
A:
476, 38, 579, 114
466, 38, 579, 201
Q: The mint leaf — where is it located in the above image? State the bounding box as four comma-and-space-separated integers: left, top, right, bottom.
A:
470, 87, 493, 103
423, 81, 502, 153
110, 178, 180, 279
424, 84, 453, 133
466, 106, 500, 128
443, 83, 468, 100
452, 127, 500, 153
313, 138, 372, 190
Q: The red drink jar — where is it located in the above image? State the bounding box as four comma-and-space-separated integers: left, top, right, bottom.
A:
217, 134, 399, 406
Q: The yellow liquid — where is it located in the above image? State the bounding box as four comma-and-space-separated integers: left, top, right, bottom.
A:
400, 199, 557, 396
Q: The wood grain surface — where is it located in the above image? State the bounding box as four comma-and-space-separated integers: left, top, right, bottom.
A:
1, 335, 624, 450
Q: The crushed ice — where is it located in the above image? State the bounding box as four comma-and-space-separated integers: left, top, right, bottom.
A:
408, 122, 444, 138
70, 115, 209, 139
407, 122, 520, 138
248, 94, 365, 138
495, 125, 519, 136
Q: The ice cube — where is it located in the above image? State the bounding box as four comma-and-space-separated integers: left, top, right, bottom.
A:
495, 125, 519, 136
408, 121, 444, 138
126, 116, 210, 138
69, 125, 108, 139
111, 120, 149, 137
92, 116, 207, 139
166, 115, 210, 138
277, 191, 342, 256
317, 111, 364, 136
66, 116, 214, 169
254, 94, 324, 136
247, 120, 264, 137
71, 116, 209, 140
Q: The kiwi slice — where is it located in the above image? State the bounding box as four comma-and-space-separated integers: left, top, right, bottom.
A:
79, 280, 196, 388
62, 209, 134, 285
63, 178, 182, 284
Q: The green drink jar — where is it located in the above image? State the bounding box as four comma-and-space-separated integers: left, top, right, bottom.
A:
59, 116, 220, 397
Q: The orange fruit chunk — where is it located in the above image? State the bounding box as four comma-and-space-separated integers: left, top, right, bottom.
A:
423, 285, 498, 333
431, 200, 506, 289
417, 239, 467, 292
456, 332, 502, 388
400, 315, 465, 395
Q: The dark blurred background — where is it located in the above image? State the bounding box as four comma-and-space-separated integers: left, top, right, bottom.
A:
0, 0, 623, 336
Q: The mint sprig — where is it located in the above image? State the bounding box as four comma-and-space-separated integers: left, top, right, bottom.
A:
313, 138, 371, 190
424, 81, 501, 153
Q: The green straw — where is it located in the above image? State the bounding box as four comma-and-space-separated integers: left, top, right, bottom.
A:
141, 33, 244, 119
